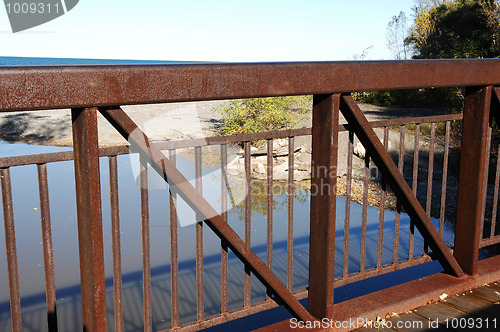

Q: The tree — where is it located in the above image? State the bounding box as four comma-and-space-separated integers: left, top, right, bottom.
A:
359, 1, 500, 110
353, 45, 374, 60
408, 0, 500, 59
386, 11, 411, 59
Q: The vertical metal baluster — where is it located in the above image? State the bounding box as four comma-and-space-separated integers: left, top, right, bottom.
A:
287, 137, 294, 290
409, 124, 420, 260
37, 163, 58, 332
439, 122, 451, 237
1, 167, 22, 332
266, 139, 273, 299
423, 123, 436, 253
377, 128, 389, 268
491, 144, 500, 239
220, 144, 229, 312
393, 126, 405, 264
108, 156, 123, 332
169, 150, 180, 328
244, 141, 252, 307
426, 123, 436, 218
343, 131, 354, 278
243, 142, 252, 307
360, 148, 369, 273
195, 146, 204, 320
140, 158, 152, 332
480, 126, 492, 240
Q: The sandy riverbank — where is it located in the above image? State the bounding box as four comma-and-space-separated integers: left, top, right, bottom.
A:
0, 100, 448, 147
0, 100, 460, 218
0, 100, 228, 147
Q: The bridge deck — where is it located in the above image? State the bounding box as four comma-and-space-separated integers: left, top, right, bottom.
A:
355, 281, 500, 331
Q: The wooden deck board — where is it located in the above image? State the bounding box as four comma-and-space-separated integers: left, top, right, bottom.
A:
412, 301, 474, 323
470, 285, 500, 303
386, 312, 451, 332
486, 281, 500, 292
353, 281, 500, 332
443, 293, 499, 320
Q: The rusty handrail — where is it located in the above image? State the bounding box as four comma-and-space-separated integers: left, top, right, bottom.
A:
1, 60, 500, 332
1, 60, 500, 112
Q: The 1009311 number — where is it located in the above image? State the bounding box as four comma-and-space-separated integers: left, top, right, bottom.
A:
5, 2, 61, 14
444, 317, 497, 329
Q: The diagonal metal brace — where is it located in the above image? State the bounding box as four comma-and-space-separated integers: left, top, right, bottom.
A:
495, 87, 500, 100
492, 87, 500, 124
339, 95, 465, 278
98, 106, 316, 322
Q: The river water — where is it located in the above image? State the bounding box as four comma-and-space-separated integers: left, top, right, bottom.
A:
0, 141, 453, 331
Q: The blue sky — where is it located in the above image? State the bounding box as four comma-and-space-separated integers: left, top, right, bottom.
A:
0, 0, 416, 61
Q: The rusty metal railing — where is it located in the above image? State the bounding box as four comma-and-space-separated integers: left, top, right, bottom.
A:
0, 113, 462, 331
480, 89, 500, 249
1, 60, 500, 332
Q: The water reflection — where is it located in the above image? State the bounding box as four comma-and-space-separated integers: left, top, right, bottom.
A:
0, 143, 453, 331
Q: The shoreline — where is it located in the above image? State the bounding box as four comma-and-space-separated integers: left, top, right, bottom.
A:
0, 101, 461, 221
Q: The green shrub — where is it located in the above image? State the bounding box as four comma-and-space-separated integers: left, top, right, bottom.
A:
354, 88, 463, 111
215, 96, 311, 137
403, 122, 447, 136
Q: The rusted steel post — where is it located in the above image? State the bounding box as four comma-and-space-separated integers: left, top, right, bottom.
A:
454, 86, 492, 276
308, 94, 340, 319
71, 107, 107, 331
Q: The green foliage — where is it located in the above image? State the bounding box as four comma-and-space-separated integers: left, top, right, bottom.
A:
228, 179, 309, 221
366, 0, 500, 111
355, 87, 463, 111
404, 122, 447, 136
408, 0, 500, 59
215, 95, 311, 137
